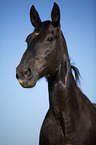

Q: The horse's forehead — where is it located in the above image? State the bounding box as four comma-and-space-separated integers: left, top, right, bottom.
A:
35, 21, 55, 34
26, 22, 59, 44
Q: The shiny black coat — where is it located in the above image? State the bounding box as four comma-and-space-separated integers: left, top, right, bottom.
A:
16, 3, 96, 145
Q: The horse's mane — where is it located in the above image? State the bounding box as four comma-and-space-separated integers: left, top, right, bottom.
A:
61, 31, 80, 84
71, 65, 80, 83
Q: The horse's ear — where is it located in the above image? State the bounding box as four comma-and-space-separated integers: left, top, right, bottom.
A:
30, 5, 41, 28
51, 3, 60, 27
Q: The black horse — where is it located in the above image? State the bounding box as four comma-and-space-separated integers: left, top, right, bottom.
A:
16, 3, 96, 145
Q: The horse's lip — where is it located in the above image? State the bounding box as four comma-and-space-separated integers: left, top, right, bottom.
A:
18, 76, 38, 88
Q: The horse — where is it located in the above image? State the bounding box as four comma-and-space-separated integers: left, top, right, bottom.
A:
16, 3, 96, 145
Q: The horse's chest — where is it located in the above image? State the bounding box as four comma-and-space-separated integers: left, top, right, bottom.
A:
39, 109, 65, 145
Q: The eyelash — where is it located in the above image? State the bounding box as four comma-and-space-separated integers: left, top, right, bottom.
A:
47, 37, 54, 42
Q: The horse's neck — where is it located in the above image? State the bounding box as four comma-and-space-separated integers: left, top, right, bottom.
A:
48, 59, 79, 136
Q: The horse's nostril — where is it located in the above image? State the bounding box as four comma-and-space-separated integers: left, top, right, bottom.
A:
24, 68, 31, 77
16, 73, 19, 79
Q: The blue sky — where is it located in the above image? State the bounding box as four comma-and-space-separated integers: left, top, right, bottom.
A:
0, 0, 96, 145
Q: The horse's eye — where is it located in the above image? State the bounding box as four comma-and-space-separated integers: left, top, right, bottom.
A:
47, 37, 54, 42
